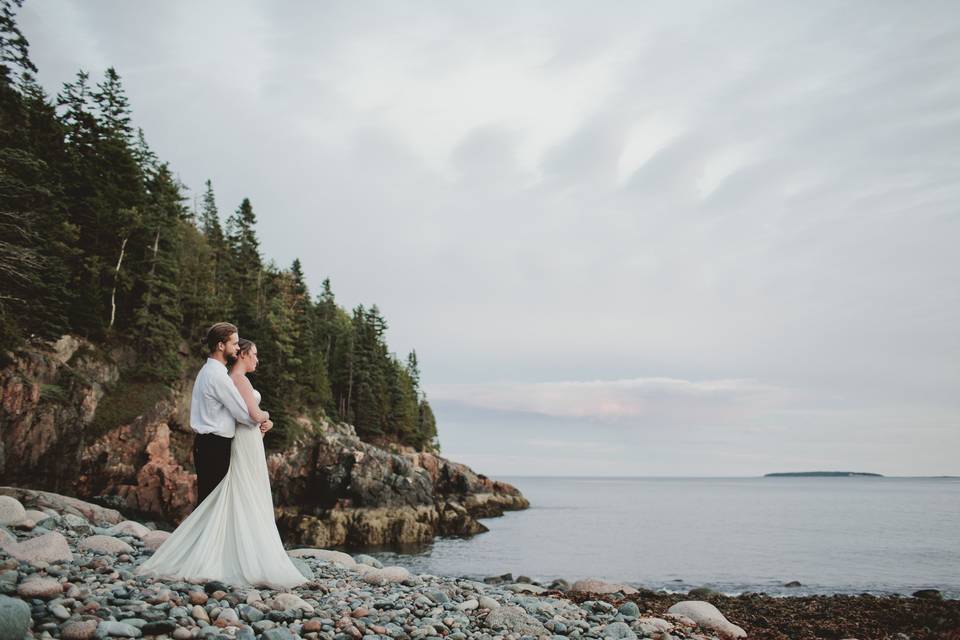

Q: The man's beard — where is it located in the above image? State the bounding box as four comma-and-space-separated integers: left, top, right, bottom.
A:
226, 354, 238, 366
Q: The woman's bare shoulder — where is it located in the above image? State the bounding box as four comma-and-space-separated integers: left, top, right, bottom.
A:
230, 372, 252, 388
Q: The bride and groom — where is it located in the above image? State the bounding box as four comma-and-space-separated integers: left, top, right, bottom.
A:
135, 322, 307, 589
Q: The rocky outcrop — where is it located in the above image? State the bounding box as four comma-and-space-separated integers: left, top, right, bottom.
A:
0, 336, 528, 547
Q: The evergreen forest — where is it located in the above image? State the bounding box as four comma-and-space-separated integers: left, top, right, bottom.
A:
0, 0, 438, 451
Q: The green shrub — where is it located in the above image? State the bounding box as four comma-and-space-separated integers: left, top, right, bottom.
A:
39, 383, 70, 404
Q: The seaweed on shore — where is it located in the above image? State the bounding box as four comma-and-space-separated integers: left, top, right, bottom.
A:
562, 589, 960, 640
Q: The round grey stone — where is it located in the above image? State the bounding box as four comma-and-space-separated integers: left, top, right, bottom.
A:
96, 620, 142, 637
602, 621, 637, 640
238, 604, 264, 623
483, 605, 546, 636
262, 627, 294, 640
0, 595, 31, 640
354, 554, 383, 569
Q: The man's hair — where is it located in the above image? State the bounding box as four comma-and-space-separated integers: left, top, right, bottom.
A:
205, 322, 238, 354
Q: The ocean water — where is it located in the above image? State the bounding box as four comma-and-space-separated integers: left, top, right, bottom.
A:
358, 476, 960, 598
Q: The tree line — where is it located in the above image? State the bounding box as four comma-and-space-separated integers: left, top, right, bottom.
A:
0, 0, 438, 451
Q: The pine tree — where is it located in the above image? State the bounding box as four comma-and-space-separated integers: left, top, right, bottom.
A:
132, 163, 184, 382
56, 70, 98, 152
92, 67, 133, 144
131, 127, 158, 176
0, 0, 36, 86
225, 197, 263, 331
389, 356, 419, 444
406, 349, 420, 390
198, 179, 228, 297
417, 396, 438, 452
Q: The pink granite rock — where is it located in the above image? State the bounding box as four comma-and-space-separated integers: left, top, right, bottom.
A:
1, 530, 73, 563
142, 529, 170, 550
78, 535, 134, 555
17, 576, 63, 598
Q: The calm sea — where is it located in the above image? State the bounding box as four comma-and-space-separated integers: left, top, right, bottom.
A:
359, 476, 960, 598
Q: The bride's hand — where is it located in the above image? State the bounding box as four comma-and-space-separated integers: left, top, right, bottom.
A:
259, 419, 273, 436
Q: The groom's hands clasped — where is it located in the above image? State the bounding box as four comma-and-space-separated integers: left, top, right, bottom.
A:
259, 419, 273, 435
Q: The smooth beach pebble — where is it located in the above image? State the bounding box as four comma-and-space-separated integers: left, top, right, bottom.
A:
48, 602, 70, 620
60, 619, 98, 640
16, 576, 63, 599
78, 535, 134, 555
602, 621, 637, 640
96, 620, 142, 638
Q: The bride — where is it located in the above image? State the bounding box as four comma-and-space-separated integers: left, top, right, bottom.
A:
136, 338, 307, 589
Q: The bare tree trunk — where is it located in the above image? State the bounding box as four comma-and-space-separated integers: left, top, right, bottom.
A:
141, 229, 160, 308
108, 235, 128, 329
346, 356, 354, 419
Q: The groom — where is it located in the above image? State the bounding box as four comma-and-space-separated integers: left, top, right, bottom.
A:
190, 322, 273, 506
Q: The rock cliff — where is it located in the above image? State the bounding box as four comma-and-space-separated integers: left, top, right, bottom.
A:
0, 336, 528, 548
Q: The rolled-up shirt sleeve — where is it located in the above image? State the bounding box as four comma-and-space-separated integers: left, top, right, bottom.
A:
209, 370, 260, 428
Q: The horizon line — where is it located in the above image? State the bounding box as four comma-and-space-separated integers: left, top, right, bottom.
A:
489, 474, 960, 479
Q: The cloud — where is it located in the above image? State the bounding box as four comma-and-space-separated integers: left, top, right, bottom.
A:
17, 0, 960, 475
427, 376, 789, 424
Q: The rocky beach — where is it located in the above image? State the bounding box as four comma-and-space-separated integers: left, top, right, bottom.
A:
0, 488, 957, 640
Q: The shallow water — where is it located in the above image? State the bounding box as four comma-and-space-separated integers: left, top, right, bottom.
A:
356, 476, 960, 597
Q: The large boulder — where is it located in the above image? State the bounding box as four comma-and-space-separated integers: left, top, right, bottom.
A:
1, 531, 72, 563
667, 601, 746, 639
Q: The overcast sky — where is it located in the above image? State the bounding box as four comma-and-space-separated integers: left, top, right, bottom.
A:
19, 1, 960, 476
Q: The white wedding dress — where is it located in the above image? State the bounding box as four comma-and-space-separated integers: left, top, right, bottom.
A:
136, 389, 306, 589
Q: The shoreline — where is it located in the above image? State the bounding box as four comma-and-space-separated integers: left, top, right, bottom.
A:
1, 491, 958, 640
367, 570, 960, 601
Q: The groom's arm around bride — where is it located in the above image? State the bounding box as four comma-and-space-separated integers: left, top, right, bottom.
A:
190, 322, 267, 506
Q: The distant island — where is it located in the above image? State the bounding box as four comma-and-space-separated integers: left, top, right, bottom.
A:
764, 471, 884, 477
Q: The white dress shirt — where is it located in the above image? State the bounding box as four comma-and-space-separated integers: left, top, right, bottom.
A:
190, 358, 259, 437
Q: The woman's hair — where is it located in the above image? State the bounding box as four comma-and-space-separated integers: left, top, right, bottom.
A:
204, 322, 238, 354
237, 337, 256, 358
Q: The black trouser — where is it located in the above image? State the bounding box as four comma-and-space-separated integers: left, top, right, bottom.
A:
193, 433, 232, 506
